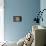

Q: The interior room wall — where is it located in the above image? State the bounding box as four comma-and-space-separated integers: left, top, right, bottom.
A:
40, 0, 46, 26
4, 0, 40, 42
0, 0, 4, 42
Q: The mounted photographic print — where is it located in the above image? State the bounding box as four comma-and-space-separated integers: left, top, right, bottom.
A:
13, 16, 22, 22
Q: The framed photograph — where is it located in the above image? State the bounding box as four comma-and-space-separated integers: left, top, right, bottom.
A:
13, 16, 22, 22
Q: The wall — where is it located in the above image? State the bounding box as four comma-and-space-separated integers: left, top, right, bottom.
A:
0, 0, 4, 42
4, 0, 40, 42
40, 0, 46, 26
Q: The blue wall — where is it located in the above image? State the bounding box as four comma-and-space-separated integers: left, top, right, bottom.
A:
4, 0, 40, 42
40, 0, 46, 27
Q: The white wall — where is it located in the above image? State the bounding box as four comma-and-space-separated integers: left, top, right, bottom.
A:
0, 0, 4, 42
